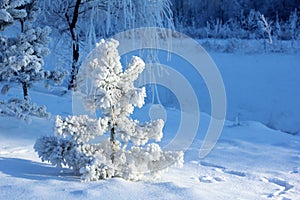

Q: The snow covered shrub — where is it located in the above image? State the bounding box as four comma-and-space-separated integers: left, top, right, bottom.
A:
205, 19, 226, 39
0, 98, 49, 122
35, 39, 184, 181
224, 38, 239, 53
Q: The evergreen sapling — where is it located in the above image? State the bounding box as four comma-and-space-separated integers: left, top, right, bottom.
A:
35, 39, 184, 181
0, 0, 65, 120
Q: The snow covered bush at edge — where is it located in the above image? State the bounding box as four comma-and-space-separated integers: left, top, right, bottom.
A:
34, 39, 184, 181
0, 0, 65, 120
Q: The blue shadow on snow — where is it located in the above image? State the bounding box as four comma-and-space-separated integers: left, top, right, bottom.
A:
0, 157, 71, 181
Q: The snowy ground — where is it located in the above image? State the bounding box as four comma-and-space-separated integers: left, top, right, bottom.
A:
211, 52, 300, 134
0, 92, 299, 199
158, 49, 300, 134
1, 46, 300, 199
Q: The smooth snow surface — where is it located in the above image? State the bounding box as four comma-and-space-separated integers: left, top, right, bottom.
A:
155, 50, 300, 134
1, 104, 299, 199
211, 53, 300, 134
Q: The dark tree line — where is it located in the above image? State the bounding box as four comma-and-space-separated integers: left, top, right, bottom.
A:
171, 0, 300, 27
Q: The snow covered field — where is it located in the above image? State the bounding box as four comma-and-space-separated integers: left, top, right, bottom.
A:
210, 52, 300, 134
0, 109, 299, 199
1, 44, 300, 199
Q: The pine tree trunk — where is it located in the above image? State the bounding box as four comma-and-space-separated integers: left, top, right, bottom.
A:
110, 125, 115, 163
22, 82, 29, 100
110, 105, 116, 164
66, 0, 81, 90
20, 19, 28, 100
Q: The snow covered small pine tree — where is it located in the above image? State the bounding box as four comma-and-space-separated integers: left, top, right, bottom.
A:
35, 39, 184, 181
0, 0, 64, 120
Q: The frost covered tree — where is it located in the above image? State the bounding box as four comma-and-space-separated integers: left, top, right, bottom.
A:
38, 0, 174, 90
0, 0, 64, 120
38, 0, 103, 90
258, 14, 273, 50
35, 39, 183, 181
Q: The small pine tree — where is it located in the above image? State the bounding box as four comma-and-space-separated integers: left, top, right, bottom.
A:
0, 0, 64, 120
35, 39, 184, 181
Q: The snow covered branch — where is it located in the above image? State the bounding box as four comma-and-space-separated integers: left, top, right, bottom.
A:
55, 115, 108, 143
